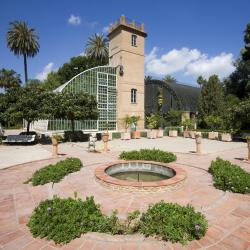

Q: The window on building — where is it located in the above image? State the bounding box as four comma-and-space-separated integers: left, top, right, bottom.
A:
131, 34, 137, 46
131, 88, 137, 103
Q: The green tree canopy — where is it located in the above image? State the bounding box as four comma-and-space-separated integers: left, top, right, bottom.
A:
197, 76, 206, 87
54, 91, 98, 132
198, 75, 225, 119
7, 83, 52, 132
42, 55, 108, 90
7, 21, 39, 83
225, 23, 250, 99
0, 68, 21, 90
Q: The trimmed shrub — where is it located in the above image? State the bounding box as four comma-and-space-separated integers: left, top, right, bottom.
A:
209, 158, 250, 194
64, 131, 89, 142
164, 126, 182, 136
139, 201, 208, 245
140, 131, 147, 137
26, 158, 82, 186
119, 149, 176, 163
27, 197, 208, 245
112, 132, 121, 139
27, 196, 123, 244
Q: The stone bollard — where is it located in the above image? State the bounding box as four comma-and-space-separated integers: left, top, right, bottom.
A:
195, 133, 202, 154
102, 132, 109, 152
51, 134, 58, 158
247, 138, 250, 162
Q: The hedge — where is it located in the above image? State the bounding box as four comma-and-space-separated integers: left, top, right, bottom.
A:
209, 158, 250, 194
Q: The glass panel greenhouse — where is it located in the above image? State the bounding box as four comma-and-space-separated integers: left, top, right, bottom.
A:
32, 66, 117, 132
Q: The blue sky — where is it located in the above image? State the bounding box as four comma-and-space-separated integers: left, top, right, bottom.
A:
1, 0, 250, 86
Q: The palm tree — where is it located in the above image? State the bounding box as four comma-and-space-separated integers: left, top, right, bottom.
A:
6, 21, 39, 83
0, 68, 21, 89
85, 33, 108, 62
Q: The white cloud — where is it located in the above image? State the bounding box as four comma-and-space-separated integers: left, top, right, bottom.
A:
145, 47, 235, 80
68, 14, 81, 25
36, 62, 56, 81
102, 26, 109, 34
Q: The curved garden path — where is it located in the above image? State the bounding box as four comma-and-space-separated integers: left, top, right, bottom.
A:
0, 141, 249, 249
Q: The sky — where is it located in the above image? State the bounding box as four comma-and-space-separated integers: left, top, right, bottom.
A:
1, 0, 250, 86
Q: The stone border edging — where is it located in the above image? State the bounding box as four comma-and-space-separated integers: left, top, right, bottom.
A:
95, 160, 186, 193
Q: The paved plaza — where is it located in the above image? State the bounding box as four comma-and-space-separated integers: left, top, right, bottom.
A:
0, 137, 249, 249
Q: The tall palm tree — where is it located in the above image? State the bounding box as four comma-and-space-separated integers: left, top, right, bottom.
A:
85, 33, 108, 62
6, 21, 39, 83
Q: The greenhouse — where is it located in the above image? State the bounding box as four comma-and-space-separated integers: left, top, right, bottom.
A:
32, 66, 117, 132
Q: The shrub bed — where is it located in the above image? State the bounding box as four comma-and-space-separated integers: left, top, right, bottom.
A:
140, 201, 208, 245
119, 149, 176, 163
140, 131, 147, 137
28, 197, 207, 245
209, 158, 250, 194
25, 158, 82, 186
112, 132, 121, 139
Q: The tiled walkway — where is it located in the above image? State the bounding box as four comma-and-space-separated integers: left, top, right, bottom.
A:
0, 141, 249, 249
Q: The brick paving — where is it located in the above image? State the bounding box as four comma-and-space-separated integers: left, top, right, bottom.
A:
0, 140, 249, 249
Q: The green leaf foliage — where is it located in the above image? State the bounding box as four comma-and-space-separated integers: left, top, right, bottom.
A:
119, 149, 176, 163
27, 158, 82, 186
28, 196, 207, 245
209, 158, 250, 194
139, 201, 208, 245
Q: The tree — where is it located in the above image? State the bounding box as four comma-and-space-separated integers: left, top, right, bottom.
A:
163, 75, 177, 83
198, 75, 225, 119
55, 91, 98, 133
242, 23, 250, 61
0, 68, 21, 90
197, 76, 206, 88
7, 83, 51, 132
225, 23, 250, 99
85, 34, 108, 62
42, 71, 62, 91
7, 21, 39, 83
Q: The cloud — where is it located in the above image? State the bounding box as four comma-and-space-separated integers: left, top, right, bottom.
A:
36, 62, 56, 81
102, 26, 109, 34
145, 47, 235, 79
68, 14, 81, 25
83, 20, 98, 28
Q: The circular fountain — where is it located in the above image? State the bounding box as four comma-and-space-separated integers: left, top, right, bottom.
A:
95, 161, 186, 193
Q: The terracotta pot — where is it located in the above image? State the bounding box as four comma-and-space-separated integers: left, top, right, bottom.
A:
157, 129, 163, 138
169, 130, 178, 137
131, 131, 140, 139
102, 133, 109, 143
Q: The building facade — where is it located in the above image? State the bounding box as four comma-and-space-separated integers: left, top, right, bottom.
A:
108, 16, 147, 130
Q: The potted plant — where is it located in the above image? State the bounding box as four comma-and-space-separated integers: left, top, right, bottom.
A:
221, 131, 232, 142
205, 115, 222, 140
182, 119, 193, 138
130, 116, 141, 139
102, 123, 109, 142
146, 114, 158, 139
121, 115, 132, 140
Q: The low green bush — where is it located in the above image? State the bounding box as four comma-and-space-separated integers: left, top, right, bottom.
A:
140, 131, 147, 137
25, 158, 82, 186
112, 132, 121, 139
139, 201, 208, 245
119, 149, 176, 163
64, 131, 89, 142
209, 158, 250, 194
27, 196, 124, 244
27, 196, 207, 245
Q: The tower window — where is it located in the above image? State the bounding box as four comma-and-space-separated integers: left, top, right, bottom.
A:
131, 88, 137, 103
131, 34, 137, 46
